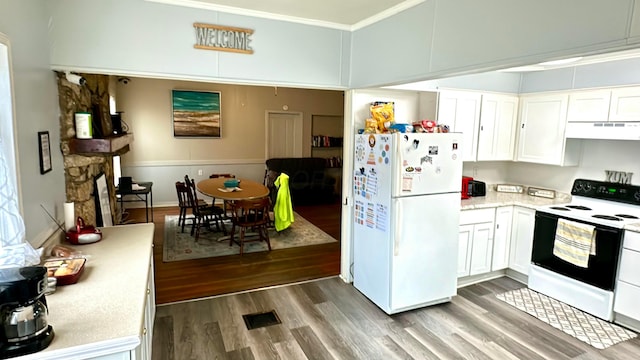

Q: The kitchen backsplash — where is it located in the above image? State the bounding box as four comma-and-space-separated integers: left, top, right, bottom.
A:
464, 139, 640, 193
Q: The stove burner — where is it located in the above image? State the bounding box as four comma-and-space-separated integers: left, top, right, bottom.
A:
615, 214, 639, 219
566, 205, 592, 211
550, 206, 571, 211
592, 214, 623, 221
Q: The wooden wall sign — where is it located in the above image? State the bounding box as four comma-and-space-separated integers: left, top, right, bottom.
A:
193, 23, 254, 54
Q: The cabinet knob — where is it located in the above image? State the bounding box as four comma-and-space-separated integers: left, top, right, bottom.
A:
143, 327, 147, 335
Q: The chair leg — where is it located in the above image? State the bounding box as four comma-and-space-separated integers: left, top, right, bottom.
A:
263, 226, 271, 251
239, 227, 246, 255
228, 223, 236, 247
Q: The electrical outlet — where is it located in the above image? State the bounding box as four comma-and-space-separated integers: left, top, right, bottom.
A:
198, 169, 203, 176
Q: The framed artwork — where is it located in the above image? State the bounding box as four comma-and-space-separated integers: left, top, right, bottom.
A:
94, 172, 113, 227
38, 131, 52, 174
172, 89, 221, 137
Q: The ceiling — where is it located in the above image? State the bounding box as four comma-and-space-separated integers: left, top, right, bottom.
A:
148, 0, 423, 29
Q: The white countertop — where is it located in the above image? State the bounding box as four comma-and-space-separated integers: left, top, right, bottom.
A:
460, 190, 572, 210
462, 190, 640, 232
16, 223, 155, 360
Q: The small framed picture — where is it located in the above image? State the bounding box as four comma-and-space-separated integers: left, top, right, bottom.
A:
38, 131, 52, 174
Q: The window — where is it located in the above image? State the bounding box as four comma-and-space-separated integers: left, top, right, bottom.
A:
0, 32, 20, 208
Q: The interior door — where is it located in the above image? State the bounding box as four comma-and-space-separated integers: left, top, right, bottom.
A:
266, 111, 303, 158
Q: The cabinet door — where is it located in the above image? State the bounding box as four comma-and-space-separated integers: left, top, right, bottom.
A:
458, 224, 474, 277
509, 207, 536, 276
469, 222, 494, 276
567, 89, 611, 123
492, 206, 513, 271
610, 86, 640, 122
477, 94, 518, 161
516, 94, 570, 165
437, 90, 481, 161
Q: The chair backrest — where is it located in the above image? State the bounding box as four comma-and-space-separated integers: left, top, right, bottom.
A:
183, 175, 202, 215
210, 173, 235, 179
175, 181, 190, 208
230, 197, 271, 225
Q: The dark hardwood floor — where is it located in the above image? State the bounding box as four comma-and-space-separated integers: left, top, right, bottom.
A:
152, 276, 640, 359
126, 201, 342, 305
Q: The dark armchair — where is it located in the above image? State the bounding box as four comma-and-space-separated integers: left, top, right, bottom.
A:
265, 157, 336, 206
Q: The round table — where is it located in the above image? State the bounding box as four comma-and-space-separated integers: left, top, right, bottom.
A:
196, 178, 269, 201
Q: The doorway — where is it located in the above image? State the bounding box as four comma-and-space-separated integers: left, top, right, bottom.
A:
265, 111, 303, 158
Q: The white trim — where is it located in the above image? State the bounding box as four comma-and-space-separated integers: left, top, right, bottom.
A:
144, 0, 426, 31
121, 158, 265, 167
351, 0, 426, 31
49, 66, 348, 91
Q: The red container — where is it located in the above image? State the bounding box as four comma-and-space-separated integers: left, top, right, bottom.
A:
461, 176, 473, 199
43, 257, 86, 285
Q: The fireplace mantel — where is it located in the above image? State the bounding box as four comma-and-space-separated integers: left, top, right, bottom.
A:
64, 133, 133, 156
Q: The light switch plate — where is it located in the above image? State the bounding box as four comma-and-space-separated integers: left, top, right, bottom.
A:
496, 184, 524, 193
528, 187, 556, 199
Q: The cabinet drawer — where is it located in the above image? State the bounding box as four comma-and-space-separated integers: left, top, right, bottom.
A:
614, 281, 640, 320
618, 249, 640, 285
460, 208, 495, 225
623, 230, 640, 252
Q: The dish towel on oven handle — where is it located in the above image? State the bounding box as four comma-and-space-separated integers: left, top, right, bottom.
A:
553, 218, 596, 268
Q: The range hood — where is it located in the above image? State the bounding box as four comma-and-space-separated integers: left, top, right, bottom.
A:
565, 122, 640, 140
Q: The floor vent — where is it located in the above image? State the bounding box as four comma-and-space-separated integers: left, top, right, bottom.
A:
242, 310, 281, 330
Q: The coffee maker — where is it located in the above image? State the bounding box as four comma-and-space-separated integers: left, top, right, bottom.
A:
0, 266, 54, 358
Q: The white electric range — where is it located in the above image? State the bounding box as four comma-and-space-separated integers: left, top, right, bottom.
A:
529, 179, 640, 321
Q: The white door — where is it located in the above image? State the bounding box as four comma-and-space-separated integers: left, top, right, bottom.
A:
458, 224, 473, 277
469, 222, 494, 276
436, 90, 481, 161
509, 206, 536, 276
477, 93, 518, 161
266, 111, 303, 158
516, 94, 569, 164
492, 206, 513, 271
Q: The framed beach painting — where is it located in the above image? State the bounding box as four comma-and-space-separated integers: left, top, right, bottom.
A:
172, 89, 221, 137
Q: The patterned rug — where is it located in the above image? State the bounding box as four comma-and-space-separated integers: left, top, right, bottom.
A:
162, 213, 337, 262
496, 287, 637, 349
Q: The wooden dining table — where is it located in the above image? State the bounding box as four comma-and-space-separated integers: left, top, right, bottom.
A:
196, 177, 270, 201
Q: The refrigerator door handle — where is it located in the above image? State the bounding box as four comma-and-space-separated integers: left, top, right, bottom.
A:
394, 198, 401, 256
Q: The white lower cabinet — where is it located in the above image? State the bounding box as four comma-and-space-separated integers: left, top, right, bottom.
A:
508, 206, 536, 276
614, 231, 640, 330
492, 206, 513, 271
458, 208, 495, 278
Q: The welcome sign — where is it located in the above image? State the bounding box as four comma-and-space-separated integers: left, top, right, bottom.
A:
193, 23, 254, 54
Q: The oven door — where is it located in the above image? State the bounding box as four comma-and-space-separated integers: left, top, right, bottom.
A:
531, 211, 623, 291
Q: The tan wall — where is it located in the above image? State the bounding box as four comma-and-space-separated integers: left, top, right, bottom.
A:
116, 78, 344, 165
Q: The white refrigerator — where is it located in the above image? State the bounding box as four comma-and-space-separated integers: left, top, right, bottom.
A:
353, 132, 463, 314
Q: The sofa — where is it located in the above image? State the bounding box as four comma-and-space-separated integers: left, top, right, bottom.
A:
265, 157, 337, 206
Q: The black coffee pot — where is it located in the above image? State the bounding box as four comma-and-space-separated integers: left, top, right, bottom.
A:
0, 266, 54, 358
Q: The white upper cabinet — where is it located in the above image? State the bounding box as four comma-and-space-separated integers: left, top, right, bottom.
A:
516, 93, 581, 166
437, 90, 481, 162
477, 93, 519, 161
566, 89, 612, 123
610, 86, 640, 121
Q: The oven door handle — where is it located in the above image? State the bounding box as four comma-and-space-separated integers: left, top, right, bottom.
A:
535, 211, 620, 235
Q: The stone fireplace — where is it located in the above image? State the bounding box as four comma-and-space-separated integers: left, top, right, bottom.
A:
56, 72, 132, 226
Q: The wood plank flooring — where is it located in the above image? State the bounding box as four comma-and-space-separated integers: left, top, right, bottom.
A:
125, 202, 341, 305
151, 276, 640, 359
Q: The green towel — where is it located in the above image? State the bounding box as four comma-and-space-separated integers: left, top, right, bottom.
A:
274, 173, 294, 231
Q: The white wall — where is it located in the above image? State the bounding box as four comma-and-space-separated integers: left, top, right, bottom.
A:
352, 0, 637, 88
0, 0, 65, 246
46, 0, 349, 89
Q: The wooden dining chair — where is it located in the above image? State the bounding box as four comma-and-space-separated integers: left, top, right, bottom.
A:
228, 197, 272, 255
184, 175, 226, 241
175, 180, 210, 232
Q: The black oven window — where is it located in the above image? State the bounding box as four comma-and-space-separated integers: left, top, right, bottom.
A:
531, 212, 623, 291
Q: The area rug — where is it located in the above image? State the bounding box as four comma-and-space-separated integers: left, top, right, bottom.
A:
496, 287, 637, 349
163, 213, 337, 262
